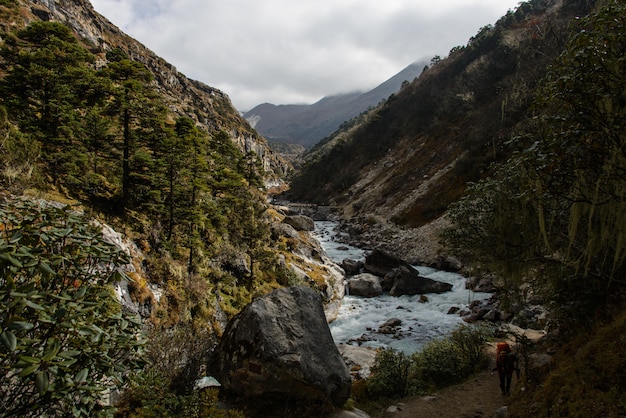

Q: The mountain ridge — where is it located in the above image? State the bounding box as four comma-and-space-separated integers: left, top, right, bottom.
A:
285, 0, 583, 227
16, 0, 289, 178
244, 62, 426, 148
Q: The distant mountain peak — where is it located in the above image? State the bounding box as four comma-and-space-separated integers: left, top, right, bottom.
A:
244, 62, 426, 148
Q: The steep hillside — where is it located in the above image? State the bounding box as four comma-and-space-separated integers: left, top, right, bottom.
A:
8, 0, 288, 177
285, 0, 590, 227
287, 0, 626, 415
244, 62, 425, 148
0, 1, 350, 415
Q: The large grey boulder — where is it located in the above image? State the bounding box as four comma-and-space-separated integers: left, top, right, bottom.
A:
387, 266, 453, 296
213, 286, 351, 413
347, 273, 383, 297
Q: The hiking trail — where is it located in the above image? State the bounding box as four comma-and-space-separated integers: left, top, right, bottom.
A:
374, 343, 513, 418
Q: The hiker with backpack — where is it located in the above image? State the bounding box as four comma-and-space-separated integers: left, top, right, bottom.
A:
493, 341, 519, 395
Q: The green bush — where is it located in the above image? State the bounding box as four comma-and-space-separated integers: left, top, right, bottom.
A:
0, 198, 145, 417
409, 339, 464, 392
366, 348, 410, 399
365, 324, 492, 400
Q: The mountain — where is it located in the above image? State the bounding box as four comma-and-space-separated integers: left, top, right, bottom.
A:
286, 0, 626, 414
8, 0, 288, 178
285, 0, 590, 227
244, 62, 425, 148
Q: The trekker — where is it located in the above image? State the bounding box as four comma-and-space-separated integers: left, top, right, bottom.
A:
493, 342, 519, 395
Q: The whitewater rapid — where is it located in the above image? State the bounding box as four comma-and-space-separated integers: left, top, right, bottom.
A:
312, 221, 491, 354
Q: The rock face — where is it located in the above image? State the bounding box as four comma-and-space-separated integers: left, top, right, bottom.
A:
213, 286, 351, 412
18, 0, 289, 177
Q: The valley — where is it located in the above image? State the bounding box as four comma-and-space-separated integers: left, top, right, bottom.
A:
1, 0, 625, 417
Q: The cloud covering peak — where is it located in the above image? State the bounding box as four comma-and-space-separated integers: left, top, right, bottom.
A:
91, 0, 520, 111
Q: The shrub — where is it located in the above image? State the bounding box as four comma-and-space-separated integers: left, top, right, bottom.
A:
0, 198, 145, 417
409, 339, 465, 392
366, 348, 410, 399
364, 324, 492, 400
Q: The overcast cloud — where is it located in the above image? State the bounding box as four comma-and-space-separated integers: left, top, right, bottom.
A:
90, 0, 521, 111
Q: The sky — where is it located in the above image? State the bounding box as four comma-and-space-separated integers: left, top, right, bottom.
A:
89, 0, 521, 112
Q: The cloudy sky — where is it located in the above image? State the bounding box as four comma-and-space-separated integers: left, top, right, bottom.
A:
90, 0, 521, 111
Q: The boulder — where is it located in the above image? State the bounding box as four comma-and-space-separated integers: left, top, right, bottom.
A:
284, 214, 315, 231
466, 276, 496, 293
387, 266, 453, 296
341, 258, 363, 276
213, 286, 351, 413
337, 344, 377, 380
432, 254, 463, 272
378, 318, 402, 334
271, 222, 300, 240
363, 249, 413, 277
348, 273, 383, 297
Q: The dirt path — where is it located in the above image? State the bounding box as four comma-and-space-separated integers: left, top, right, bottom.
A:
372, 343, 514, 418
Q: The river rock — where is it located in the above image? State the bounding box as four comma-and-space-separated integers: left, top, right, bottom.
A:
342, 258, 363, 276
284, 214, 315, 231
363, 249, 414, 277
348, 273, 383, 297
212, 286, 351, 412
431, 254, 463, 271
337, 344, 377, 380
387, 266, 453, 296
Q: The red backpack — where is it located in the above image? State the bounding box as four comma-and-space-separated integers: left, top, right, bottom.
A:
496, 341, 511, 355
496, 342, 511, 362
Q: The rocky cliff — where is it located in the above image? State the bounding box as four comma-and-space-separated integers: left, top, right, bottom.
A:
15, 0, 289, 177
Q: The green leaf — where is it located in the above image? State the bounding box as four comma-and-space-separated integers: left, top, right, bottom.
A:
9, 230, 23, 243
74, 286, 87, 299
78, 326, 94, 336
0, 253, 23, 268
18, 363, 40, 377
35, 371, 49, 395
75, 367, 89, 383
18, 355, 41, 365
25, 300, 45, 311
9, 321, 34, 331
38, 262, 56, 276
0, 331, 17, 351
57, 350, 81, 359
42, 339, 61, 362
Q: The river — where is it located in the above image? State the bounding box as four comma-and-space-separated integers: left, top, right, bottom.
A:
312, 221, 492, 354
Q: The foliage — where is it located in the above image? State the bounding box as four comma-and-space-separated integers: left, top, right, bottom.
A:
446, 0, 626, 326
363, 324, 491, 401
114, 371, 245, 418
0, 110, 41, 191
0, 18, 274, 313
507, 309, 626, 418
366, 348, 410, 399
0, 198, 145, 417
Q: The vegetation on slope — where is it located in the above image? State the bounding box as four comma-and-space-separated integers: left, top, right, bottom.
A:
0, 8, 289, 416
445, 0, 626, 414
287, 0, 626, 414
447, 0, 626, 331
285, 0, 594, 227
